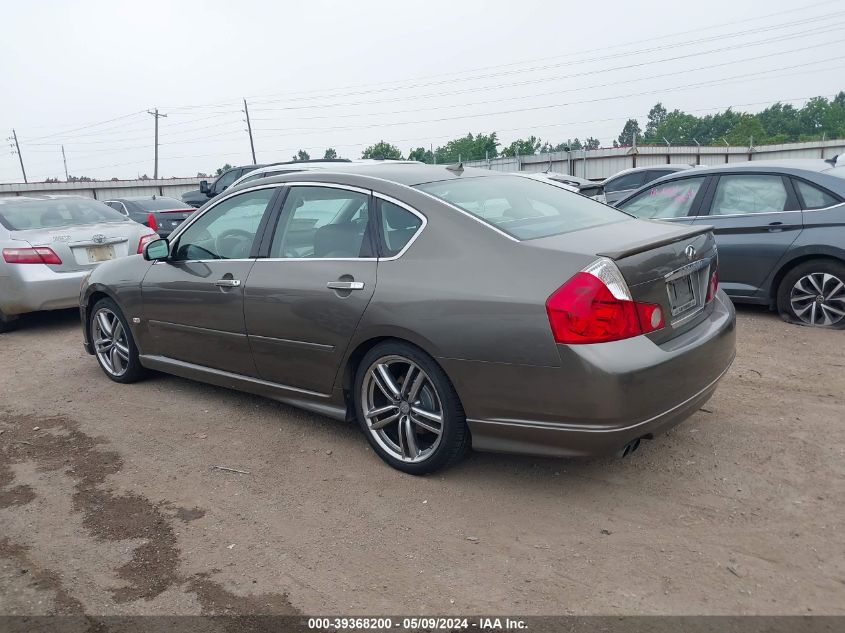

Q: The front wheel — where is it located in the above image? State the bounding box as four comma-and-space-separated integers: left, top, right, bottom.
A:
89, 298, 148, 383
354, 341, 470, 475
777, 259, 845, 329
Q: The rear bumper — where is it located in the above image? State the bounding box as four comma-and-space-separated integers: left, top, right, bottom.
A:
443, 290, 737, 458
0, 266, 89, 316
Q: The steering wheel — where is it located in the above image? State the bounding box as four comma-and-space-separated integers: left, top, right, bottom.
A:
214, 229, 253, 259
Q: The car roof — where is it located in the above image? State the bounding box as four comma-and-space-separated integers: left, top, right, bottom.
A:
0, 194, 90, 204
109, 195, 184, 202
229, 162, 503, 192
607, 164, 693, 179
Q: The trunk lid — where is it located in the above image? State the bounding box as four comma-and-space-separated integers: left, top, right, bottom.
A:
10, 220, 142, 273
148, 209, 194, 234
530, 218, 718, 343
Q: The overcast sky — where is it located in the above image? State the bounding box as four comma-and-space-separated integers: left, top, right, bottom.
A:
1, 0, 842, 183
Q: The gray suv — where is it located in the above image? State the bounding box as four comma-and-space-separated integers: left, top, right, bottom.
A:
616, 160, 845, 328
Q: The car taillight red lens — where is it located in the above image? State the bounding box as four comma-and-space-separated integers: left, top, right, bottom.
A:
2, 247, 63, 265
546, 260, 664, 344
137, 233, 158, 254
705, 264, 719, 303
146, 213, 158, 232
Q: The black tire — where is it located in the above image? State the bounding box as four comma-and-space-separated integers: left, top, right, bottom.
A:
353, 340, 470, 475
776, 259, 845, 329
0, 309, 18, 334
89, 297, 149, 383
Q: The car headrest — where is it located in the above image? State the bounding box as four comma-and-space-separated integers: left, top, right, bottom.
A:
314, 223, 363, 258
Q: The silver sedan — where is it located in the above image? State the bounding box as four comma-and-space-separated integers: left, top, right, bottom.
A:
0, 195, 157, 332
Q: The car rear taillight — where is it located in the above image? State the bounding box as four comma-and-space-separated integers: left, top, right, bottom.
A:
2, 247, 63, 265
705, 263, 719, 303
146, 213, 158, 232
137, 233, 158, 254
546, 258, 664, 344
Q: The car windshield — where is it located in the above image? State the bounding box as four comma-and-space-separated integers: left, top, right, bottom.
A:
0, 198, 127, 231
416, 175, 626, 240
129, 197, 188, 211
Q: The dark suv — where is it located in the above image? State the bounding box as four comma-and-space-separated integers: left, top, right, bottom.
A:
616, 160, 845, 328
181, 165, 266, 208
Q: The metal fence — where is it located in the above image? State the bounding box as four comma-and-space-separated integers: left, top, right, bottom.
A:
463, 139, 845, 180
0, 178, 203, 200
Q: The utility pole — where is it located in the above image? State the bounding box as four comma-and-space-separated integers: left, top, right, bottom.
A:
61, 145, 69, 181
243, 98, 256, 164
147, 108, 167, 179
9, 129, 27, 183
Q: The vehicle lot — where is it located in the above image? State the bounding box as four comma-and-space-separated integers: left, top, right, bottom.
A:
0, 307, 843, 616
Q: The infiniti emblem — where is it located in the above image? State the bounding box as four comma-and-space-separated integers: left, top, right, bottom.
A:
684, 244, 696, 260
92, 234, 106, 244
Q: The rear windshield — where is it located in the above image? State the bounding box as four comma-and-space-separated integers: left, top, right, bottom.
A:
129, 197, 188, 211
416, 175, 626, 240
0, 198, 127, 231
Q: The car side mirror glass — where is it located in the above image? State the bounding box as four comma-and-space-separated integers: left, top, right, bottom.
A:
199, 180, 210, 194
143, 238, 170, 261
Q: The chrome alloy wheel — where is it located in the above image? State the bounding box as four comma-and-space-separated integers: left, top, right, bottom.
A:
92, 308, 130, 377
790, 272, 845, 327
360, 355, 444, 463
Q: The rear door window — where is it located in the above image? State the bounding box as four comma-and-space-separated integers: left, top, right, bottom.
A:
709, 175, 792, 215
617, 177, 706, 219
269, 186, 373, 258
605, 171, 646, 193
377, 200, 423, 256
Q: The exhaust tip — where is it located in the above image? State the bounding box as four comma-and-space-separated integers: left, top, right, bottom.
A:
618, 437, 642, 458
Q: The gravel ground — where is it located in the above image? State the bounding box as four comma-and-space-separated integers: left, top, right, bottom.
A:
0, 306, 843, 617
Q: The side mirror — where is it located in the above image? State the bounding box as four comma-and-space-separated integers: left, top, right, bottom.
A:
143, 238, 170, 261
199, 180, 210, 194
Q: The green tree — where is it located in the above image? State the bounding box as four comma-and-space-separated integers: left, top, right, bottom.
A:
617, 119, 642, 146
434, 132, 499, 163
408, 147, 434, 163
583, 137, 601, 150
645, 103, 668, 138
540, 141, 572, 152
361, 141, 403, 160
501, 136, 542, 157
323, 148, 338, 160
215, 163, 232, 176
724, 114, 766, 145
292, 150, 311, 162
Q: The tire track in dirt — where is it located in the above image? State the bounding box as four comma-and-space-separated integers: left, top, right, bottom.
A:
0, 410, 301, 618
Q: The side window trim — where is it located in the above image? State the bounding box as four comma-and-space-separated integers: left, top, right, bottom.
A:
261, 182, 377, 261
373, 193, 428, 261
167, 184, 283, 261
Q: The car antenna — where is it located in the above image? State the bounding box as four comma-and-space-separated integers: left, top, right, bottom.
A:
446, 162, 464, 173
824, 154, 838, 167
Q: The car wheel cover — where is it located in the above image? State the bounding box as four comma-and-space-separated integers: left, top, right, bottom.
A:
92, 308, 130, 377
361, 355, 444, 463
789, 272, 845, 326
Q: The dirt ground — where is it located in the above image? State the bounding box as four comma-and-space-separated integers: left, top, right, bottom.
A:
0, 306, 843, 618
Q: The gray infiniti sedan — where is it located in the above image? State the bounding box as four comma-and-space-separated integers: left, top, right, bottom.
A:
615, 160, 845, 328
80, 163, 735, 474
0, 195, 158, 333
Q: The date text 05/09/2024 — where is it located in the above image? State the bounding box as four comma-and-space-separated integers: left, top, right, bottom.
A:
307, 617, 528, 630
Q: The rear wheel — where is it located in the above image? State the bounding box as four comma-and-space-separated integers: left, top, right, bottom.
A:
777, 259, 845, 329
0, 309, 18, 334
354, 341, 470, 475
89, 298, 148, 383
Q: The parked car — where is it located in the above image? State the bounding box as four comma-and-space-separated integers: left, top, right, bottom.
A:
514, 172, 579, 192
615, 160, 845, 328
103, 196, 196, 238
80, 164, 735, 474
600, 165, 694, 205
0, 195, 156, 333
181, 164, 267, 208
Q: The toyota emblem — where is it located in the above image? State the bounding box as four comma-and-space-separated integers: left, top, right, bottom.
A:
685, 244, 696, 260
92, 234, 106, 244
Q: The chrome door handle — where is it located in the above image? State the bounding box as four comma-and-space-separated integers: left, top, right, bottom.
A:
214, 279, 241, 287
327, 281, 364, 290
